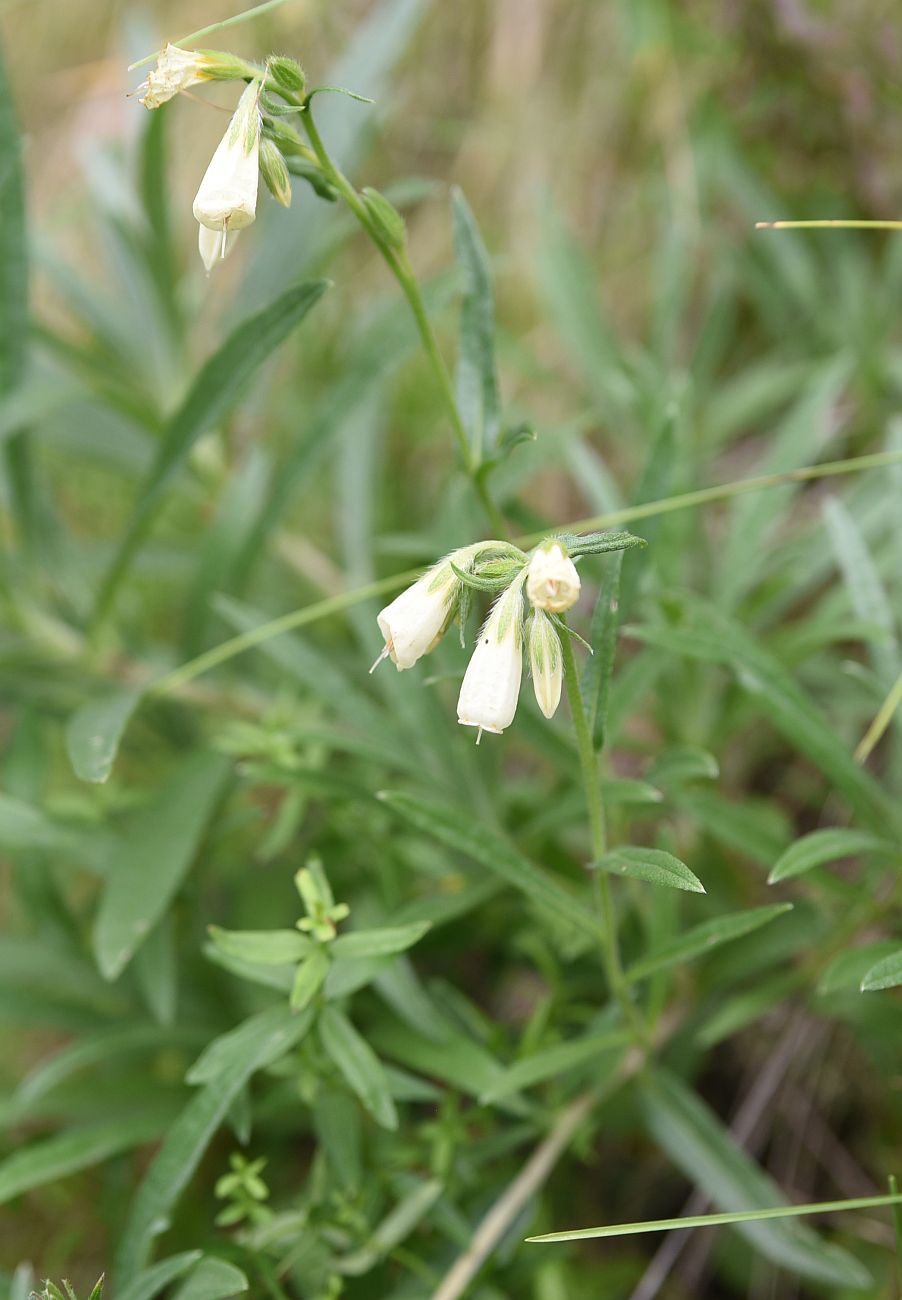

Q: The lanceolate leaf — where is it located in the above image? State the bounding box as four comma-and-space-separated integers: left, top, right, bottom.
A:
114, 1253, 203, 1300
453, 187, 500, 461
331, 920, 431, 959
627, 904, 792, 982
66, 686, 142, 784
0, 1111, 172, 1207
207, 926, 312, 966
93, 279, 329, 625
319, 1005, 398, 1131
860, 949, 902, 992
377, 791, 597, 936
94, 752, 231, 980
115, 1006, 314, 1279
169, 1258, 248, 1300
640, 1069, 872, 1288
768, 828, 892, 884
596, 846, 705, 893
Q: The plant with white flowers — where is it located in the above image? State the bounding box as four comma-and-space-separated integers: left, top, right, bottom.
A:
134, 48, 325, 267
374, 531, 644, 741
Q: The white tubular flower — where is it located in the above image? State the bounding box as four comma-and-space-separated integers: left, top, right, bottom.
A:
137, 44, 241, 110
193, 80, 261, 244
528, 610, 563, 719
374, 550, 474, 672
457, 579, 525, 739
526, 540, 580, 614
198, 223, 239, 273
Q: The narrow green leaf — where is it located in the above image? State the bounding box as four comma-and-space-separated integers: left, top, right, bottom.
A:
453, 187, 500, 460
337, 1178, 443, 1275
818, 942, 901, 995
526, 1192, 902, 1243
372, 1020, 525, 1113
169, 1258, 248, 1300
94, 752, 230, 980
0, 793, 85, 854
116, 1006, 314, 1278
0, 39, 26, 393
861, 950, 902, 992
824, 495, 898, 683
133, 914, 178, 1026
313, 1089, 362, 1192
768, 828, 893, 884
66, 687, 142, 784
208, 926, 312, 965
291, 946, 330, 1011
202, 942, 295, 994
480, 1029, 629, 1103
596, 847, 705, 894
627, 904, 792, 983
647, 746, 719, 786
93, 280, 329, 626
0, 1111, 170, 1206
583, 549, 622, 751
639, 1069, 872, 1287
113, 1253, 202, 1300
319, 1005, 397, 1131
186, 1005, 314, 1086
377, 791, 596, 936
16, 1024, 199, 1106
332, 920, 431, 959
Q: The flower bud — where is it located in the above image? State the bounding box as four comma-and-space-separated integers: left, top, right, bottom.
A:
526, 541, 580, 614
374, 547, 476, 672
193, 80, 261, 241
527, 610, 563, 719
260, 138, 292, 207
457, 580, 525, 738
136, 45, 255, 110
362, 187, 406, 251
267, 57, 306, 98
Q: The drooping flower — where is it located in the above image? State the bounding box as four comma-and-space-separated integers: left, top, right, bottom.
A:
373, 548, 475, 672
193, 79, 262, 256
136, 44, 248, 110
198, 224, 239, 272
527, 609, 563, 719
457, 578, 525, 739
526, 540, 580, 614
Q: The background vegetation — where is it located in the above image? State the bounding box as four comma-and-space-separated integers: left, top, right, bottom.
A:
1, 1, 901, 1297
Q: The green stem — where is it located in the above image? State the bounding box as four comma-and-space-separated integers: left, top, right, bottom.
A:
559, 621, 643, 1038
855, 667, 902, 764
301, 106, 506, 536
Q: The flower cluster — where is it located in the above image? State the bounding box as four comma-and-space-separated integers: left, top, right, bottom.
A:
374, 533, 641, 741
134, 47, 310, 272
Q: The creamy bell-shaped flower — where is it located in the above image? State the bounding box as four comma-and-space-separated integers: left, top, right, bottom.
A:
193, 80, 261, 240
457, 579, 525, 738
198, 223, 239, 273
374, 550, 474, 672
528, 610, 563, 719
137, 44, 248, 110
526, 541, 580, 614
138, 45, 215, 109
